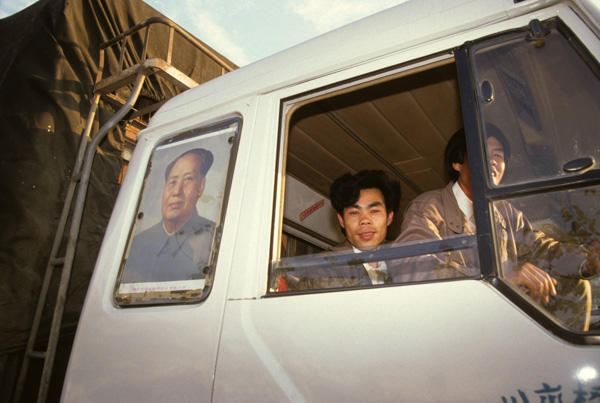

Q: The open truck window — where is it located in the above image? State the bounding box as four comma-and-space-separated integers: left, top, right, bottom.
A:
269, 55, 481, 291
115, 119, 240, 306
468, 18, 600, 332
270, 17, 600, 336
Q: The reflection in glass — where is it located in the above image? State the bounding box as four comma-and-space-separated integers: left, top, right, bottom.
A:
473, 20, 600, 187
272, 235, 480, 292
493, 186, 600, 331
471, 18, 600, 332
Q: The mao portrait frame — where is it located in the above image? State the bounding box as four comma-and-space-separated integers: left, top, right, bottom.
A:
114, 117, 242, 307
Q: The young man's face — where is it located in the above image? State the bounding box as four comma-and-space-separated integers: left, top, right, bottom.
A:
452, 135, 506, 199
161, 153, 206, 233
337, 188, 394, 250
487, 136, 505, 186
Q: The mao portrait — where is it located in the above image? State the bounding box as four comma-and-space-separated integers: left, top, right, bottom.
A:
121, 148, 216, 283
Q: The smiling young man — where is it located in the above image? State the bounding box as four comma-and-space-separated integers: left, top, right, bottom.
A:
329, 170, 401, 284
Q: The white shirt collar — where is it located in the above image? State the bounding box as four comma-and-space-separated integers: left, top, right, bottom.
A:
351, 246, 387, 285
452, 181, 475, 230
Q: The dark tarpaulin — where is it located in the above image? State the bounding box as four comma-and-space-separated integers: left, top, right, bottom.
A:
0, 0, 236, 361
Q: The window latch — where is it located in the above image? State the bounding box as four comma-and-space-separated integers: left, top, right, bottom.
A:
563, 157, 595, 173
526, 19, 550, 47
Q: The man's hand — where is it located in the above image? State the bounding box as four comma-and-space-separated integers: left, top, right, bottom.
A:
581, 240, 600, 279
505, 263, 557, 305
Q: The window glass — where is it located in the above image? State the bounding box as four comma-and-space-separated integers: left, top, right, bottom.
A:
272, 236, 480, 292
492, 186, 600, 331
280, 232, 324, 259
115, 119, 239, 306
472, 19, 600, 187
470, 19, 600, 332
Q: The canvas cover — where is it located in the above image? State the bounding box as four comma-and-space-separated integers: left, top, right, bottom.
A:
0, 0, 236, 355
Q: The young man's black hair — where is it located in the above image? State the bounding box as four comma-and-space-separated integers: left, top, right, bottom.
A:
444, 128, 468, 183
330, 169, 401, 217
444, 123, 511, 182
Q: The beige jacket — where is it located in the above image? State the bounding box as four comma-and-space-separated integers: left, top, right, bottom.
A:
395, 181, 591, 330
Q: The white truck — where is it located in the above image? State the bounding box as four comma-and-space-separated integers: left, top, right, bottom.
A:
63, 0, 600, 400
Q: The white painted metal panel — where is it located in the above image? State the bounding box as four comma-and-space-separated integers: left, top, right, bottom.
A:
214, 281, 599, 401
62, 0, 600, 400
62, 101, 258, 401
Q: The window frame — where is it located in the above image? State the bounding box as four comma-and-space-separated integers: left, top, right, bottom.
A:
456, 17, 600, 343
267, 52, 484, 295
268, 15, 600, 344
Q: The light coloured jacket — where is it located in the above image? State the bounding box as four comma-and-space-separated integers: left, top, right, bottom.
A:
395, 181, 591, 330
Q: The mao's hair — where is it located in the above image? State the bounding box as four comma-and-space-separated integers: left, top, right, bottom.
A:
164, 148, 214, 181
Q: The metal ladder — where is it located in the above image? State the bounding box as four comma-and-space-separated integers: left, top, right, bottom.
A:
11, 16, 231, 402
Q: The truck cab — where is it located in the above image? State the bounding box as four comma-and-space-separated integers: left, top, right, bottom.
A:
63, 0, 600, 400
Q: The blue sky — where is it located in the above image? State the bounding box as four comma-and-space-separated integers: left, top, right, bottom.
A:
0, 0, 407, 66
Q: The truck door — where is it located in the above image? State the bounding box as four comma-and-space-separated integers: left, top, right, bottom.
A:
213, 12, 600, 403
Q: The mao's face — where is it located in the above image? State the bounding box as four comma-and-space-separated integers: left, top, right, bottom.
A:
161, 153, 205, 232
338, 188, 393, 250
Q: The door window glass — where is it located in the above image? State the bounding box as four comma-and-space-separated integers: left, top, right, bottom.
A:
492, 187, 600, 331
473, 19, 600, 187
470, 19, 600, 332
